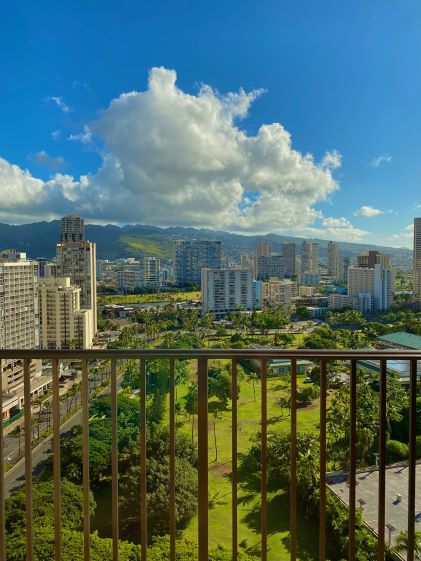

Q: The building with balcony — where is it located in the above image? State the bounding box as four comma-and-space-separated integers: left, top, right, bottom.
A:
201, 267, 253, 317
262, 277, 296, 307
174, 240, 222, 287
39, 276, 94, 350
0, 251, 41, 401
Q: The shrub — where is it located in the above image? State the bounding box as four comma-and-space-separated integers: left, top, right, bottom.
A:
416, 435, 421, 458
385, 440, 409, 463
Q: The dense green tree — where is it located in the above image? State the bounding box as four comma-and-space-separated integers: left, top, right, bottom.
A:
120, 457, 197, 539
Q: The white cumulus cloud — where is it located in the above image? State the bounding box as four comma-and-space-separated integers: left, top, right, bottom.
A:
1, 67, 345, 232
354, 205, 384, 217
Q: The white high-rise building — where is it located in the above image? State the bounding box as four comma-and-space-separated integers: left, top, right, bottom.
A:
327, 241, 339, 278
56, 216, 97, 334
0, 250, 41, 394
301, 241, 319, 274
413, 218, 421, 307
348, 263, 392, 311
201, 268, 253, 317
39, 277, 94, 349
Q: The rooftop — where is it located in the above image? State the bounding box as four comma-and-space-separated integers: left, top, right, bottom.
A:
377, 331, 421, 350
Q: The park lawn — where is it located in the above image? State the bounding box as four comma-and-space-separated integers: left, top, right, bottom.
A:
98, 291, 201, 305
178, 369, 329, 560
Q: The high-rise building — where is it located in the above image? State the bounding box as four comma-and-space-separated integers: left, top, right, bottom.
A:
262, 278, 297, 307
60, 214, 84, 243
140, 256, 161, 288
174, 240, 221, 287
414, 218, 421, 307
327, 241, 339, 278
36, 257, 50, 278
56, 216, 97, 334
0, 250, 41, 393
301, 241, 319, 274
256, 254, 284, 281
348, 264, 392, 311
338, 256, 350, 284
256, 241, 272, 258
282, 243, 296, 276
117, 269, 138, 292
201, 268, 253, 317
39, 277, 94, 349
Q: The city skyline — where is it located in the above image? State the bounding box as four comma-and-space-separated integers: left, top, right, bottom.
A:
1, 2, 420, 247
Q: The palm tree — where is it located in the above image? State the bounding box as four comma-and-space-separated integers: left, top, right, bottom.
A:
10, 425, 23, 455
394, 530, 421, 560
212, 409, 222, 462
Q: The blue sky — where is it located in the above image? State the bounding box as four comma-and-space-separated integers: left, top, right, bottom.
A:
0, 0, 420, 247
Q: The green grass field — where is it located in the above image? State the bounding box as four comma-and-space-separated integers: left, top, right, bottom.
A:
98, 291, 201, 305
176, 363, 331, 560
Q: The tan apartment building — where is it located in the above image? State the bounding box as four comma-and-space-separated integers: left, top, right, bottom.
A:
39, 277, 94, 349
262, 277, 297, 307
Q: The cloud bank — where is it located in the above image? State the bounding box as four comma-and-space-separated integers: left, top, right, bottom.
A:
1, 67, 351, 236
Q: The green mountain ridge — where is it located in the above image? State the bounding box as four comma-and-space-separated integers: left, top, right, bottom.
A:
0, 220, 412, 263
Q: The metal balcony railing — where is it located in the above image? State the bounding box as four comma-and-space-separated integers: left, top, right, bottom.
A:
0, 348, 419, 561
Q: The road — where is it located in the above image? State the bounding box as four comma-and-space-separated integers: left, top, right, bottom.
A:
4, 366, 121, 498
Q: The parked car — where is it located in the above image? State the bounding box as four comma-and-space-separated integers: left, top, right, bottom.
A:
303, 377, 312, 384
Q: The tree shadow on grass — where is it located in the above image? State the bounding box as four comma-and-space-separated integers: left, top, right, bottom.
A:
241, 492, 323, 561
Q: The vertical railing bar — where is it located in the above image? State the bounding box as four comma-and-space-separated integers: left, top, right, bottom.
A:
111, 359, 119, 561
290, 358, 297, 561
169, 359, 176, 561
319, 360, 327, 561
198, 357, 208, 561
261, 359, 268, 561
378, 359, 387, 561
0, 359, 6, 561
349, 360, 357, 561
140, 359, 147, 561
52, 358, 62, 561
82, 359, 90, 561
24, 358, 34, 561
231, 359, 238, 561
407, 359, 417, 561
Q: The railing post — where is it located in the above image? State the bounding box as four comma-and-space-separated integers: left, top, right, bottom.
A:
349, 360, 357, 561
407, 359, 417, 561
231, 359, 238, 561
198, 357, 208, 561
111, 359, 119, 561
82, 359, 90, 561
169, 359, 176, 561
0, 359, 6, 561
319, 360, 327, 561
140, 359, 147, 561
290, 359, 297, 561
261, 359, 268, 561
52, 359, 62, 561
378, 360, 387, 561
24, 358, 34, 561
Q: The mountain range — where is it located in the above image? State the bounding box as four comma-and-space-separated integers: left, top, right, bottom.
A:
0, 221, 412, 264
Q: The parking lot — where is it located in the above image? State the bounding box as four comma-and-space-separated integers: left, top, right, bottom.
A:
328, 464, 421, 556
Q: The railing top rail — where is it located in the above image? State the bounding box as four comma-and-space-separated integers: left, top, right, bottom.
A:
1, 348, 421, 360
